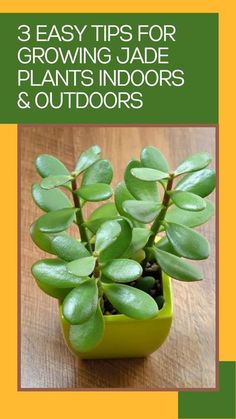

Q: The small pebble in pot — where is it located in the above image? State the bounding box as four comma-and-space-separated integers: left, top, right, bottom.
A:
156, 282, 161, 290
136, 276, 156, 292
111, 309, 118, 314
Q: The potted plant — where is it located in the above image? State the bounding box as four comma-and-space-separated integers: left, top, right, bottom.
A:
30, 145, 215, 359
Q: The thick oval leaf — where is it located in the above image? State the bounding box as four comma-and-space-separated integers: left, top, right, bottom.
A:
77, 183, 112, 202
165, 201, 214, 228
131, 249, 146, 263
123, 200, 162, 223
35, 154, 69, 177
67, 256, 96, 277
169, 191, 206, 211
102, 259, 142, 283
51, 235, 90, 261
131, 168, 169, 182
62, 280, 98, 324
95, 220, 121, 253
141, 146, 169, 172
30, 222, 55, 254
174, 152, 212, 176
69, 305, 104, 352
98, 218, 132, 264
103, 283, 159, 319
125, 160, 159, 202
85, 216, 118, 235
40, 175, 73, 190
156, 295, 165, 309
114, 181, 144, 227
85, 203, 118, 235
153, 248, 203, 281
175, 168, 216, 197
32, 183, 72, 212
32, 259, 88, 288
82, 159, 113, 185
35, 208, 77, 233
124, 228, 151, 257
155, 235, 180, 256
165, 222, 210, 260
88, 202, 118, 222
75, 145, 101, 174
114, 181, 134, 214
36, 280, 72, 300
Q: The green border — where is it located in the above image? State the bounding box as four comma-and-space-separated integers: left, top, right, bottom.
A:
0, 13, 218, 123
178, 362, 236, 419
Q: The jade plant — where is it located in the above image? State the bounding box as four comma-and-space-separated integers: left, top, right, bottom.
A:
31, 145, 215, 352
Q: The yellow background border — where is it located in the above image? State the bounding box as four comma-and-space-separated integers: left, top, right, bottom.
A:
0, 1, 234, 418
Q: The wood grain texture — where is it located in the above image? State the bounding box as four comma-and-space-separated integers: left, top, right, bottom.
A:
20, 126, 216, 389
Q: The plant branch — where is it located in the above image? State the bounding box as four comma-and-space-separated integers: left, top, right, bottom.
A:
146, 174, 174, 248
71, 178, 92, 253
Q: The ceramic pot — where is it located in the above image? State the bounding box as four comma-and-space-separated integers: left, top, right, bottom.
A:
59, 272, 173, 359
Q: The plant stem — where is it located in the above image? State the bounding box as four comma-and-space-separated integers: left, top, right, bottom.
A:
97, 279, 105, 313
146, 174, 174, 248
93, 259, 100, 278
71, 178, 92, 253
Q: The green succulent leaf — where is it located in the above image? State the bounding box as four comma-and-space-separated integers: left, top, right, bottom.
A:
124, 228, 151, 257
165, 222, 210, 260
35, 208, 77, 233
175, 168, 216, 197
131, 167, 169, 182
77, 183, 112, 202
75, 145, 101, 174
82, 159, 113, 185
30, 222, 55, 254
69, 305, 104, 352
36, 280, 72, 300
156, 295, 165, 310
88, 202, 118, 221
165, 201, 214, 228
115, 181, 134, 213
141, 146, 169, 172
169, 191, 206, 211
114, 181, 144, 227
85, 216, 118, 235
62, 279, 98, 324
124, 160, 159, 202
40, 175, 73, 190
32, 184, 72, 212
103, 283, 159, 319
84, 203, 118, 234
153, 248, 203, 281
32, 259, 88, 288
51, 235, 90, 261
123, 200, 162, 223
155, 236, 180, 256
97, 218, 132, 264
174, 152, 212, 176
95, 220, 121, 253
67, 256, 97, 277
131, 250, 146, 263
35, 154, 69, 178
102, 259, 142, 283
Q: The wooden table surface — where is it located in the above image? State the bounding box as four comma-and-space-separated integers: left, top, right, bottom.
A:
20, 126, 216, 390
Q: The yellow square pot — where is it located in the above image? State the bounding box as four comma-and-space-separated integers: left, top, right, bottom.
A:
59, 272, 173, 359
